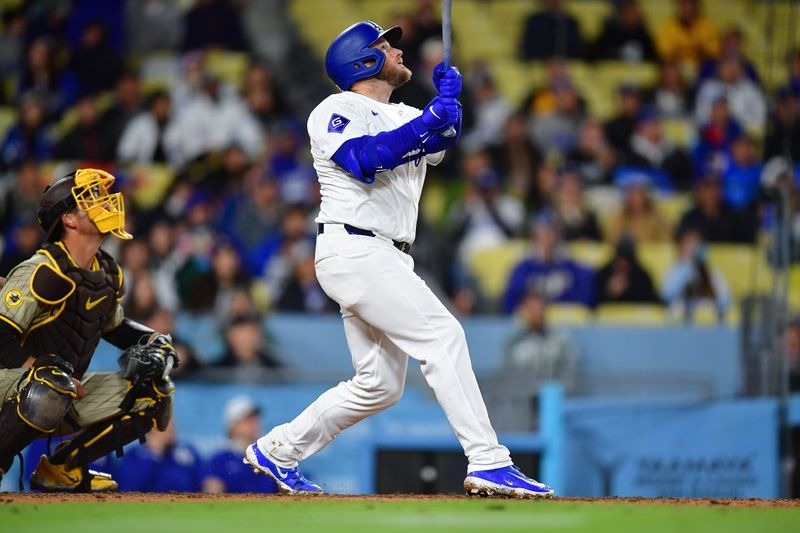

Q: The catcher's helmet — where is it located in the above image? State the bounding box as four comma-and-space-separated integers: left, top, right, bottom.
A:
325, 21, 403, 91
37, 168, 132, 241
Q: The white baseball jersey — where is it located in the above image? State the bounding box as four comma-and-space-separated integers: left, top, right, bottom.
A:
307, 91, 445, 244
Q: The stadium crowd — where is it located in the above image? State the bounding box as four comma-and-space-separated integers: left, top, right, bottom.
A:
0, 0, 798, 384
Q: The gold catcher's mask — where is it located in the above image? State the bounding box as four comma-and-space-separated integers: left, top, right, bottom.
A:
37, 168, 133, 241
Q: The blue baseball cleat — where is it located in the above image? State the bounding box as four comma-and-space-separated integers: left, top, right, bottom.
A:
243, 443, 323, 494
464, 465, 554, 499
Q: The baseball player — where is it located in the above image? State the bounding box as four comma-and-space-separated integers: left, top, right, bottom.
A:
0, 168, 177, 492
244, 21, 553, 498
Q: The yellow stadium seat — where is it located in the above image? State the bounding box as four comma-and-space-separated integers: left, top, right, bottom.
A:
789, 266, 800, 312
205, 51, 249, 90
568, 241, 612, 269
564, 0, 612, 41
546, 303, 592, 325
656, 192, 691, 228
127, 164, 176, 210
638, 242, 677, 289
691, 304, 740, 327
707, 245, 773, 302
0, 107, 17, 141
661, 118, 697, 148
467, 240, 528, 300
594, 303, 668, 325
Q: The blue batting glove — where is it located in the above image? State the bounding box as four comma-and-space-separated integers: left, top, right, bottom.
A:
438, 66, 462, 99
421, 97, 459, 131
432, 62, 446, 91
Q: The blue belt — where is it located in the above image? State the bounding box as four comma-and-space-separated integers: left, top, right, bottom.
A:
317, 223, 411, 254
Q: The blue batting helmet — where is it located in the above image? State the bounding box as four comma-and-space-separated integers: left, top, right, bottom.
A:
325, 21, 403, 91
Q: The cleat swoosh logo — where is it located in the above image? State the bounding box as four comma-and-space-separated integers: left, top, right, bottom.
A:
276, 467, 289, 479
86, 295, 108, 310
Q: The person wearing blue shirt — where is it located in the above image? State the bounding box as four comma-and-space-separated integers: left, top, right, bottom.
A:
205, 396, 279, 494
503, 210, 595, 313
114, 421, 206, 492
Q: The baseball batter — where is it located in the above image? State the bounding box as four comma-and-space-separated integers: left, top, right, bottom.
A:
244, 21, 553, 498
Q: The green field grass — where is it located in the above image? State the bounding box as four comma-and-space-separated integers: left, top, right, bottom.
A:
2, 498, 799, 533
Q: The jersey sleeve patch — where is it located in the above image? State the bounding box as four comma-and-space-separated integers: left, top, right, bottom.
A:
327, 114, 351, 134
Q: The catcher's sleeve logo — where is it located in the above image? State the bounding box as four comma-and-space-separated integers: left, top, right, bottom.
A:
328, 114, 350, 134
4, 289, 23, 307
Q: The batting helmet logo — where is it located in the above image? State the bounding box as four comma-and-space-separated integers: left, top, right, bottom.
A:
325, 21, 403, 91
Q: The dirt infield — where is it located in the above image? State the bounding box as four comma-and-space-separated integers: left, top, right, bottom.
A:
2, 492, 799, 508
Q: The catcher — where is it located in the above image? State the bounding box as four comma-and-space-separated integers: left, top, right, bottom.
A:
0, 168, 178, 492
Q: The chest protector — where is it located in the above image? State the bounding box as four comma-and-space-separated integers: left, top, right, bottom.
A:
25, 243, 123, 378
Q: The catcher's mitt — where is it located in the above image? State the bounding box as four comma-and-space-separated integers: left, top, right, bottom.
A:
118, 334, 179, 383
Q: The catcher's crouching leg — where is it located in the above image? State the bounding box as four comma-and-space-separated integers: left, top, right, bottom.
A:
0, 359, 77, 475
33, 379, 173, 493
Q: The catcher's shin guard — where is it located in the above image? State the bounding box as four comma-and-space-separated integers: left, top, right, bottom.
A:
50, 395, 172, 471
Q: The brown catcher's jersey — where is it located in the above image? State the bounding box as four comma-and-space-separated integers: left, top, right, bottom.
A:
0, 242, 124, 377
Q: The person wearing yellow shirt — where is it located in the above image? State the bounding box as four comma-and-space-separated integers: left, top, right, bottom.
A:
656, 0, 720, 71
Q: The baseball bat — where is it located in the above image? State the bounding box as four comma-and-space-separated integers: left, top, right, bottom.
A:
441, 0, 456, 138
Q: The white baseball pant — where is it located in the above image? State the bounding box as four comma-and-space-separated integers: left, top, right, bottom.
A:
258, 225, 512, 472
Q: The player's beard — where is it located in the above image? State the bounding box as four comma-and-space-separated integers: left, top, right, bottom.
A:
377, 61, 412, 88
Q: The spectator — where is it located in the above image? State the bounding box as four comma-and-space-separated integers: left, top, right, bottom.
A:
589, 0, 657, 63
220, 169, 282, 272
595, 236, 660, 304
169, 338, 204, 381
519, 0, 584, 60
604, 84, 643, 155
447, 151, 526, 264
552, 167, 602, 241
530, 81, 585, 158
268, 124, 317, 206
53, 93, 115, 162
503, 210, 595, 313
502, 291, 578, 389
0, 218, 42, 276
165, 72, 265, 167
523, 59, 574, 117
790, 48, 800, 95
661, 228, 731, 323
788, 317, 800, 392
763, 88, 800, 162
275, 248, 337, 314
182, 0, 248, 52
185, 242, 251, 318
19, 36, 74, 117
394, 0, 443, 71
99, 72, 143, 156
0, 92, 52, 170
243, 62, 289, 134
124, 270, 159, 321
722, 134, 762, 213
604, 173, 672, 244
677, 172, 754, 243
213, 313, 282, 379
125, 0, 184, 57
114, 421, 206, 492
200, 144, 251, 195
260, 205, 316, 298
647, 61, 694, 119
695, 54, 766, 132
490, 113, 542, 198
622, 106, 693, 190
70, 20, 122, 95
693, 96, 743, 173
655, 0, 720, 70
117, 89, 174, 164
205, 396, 279, 494
0, 8, 26, 103
564, 118, 616, 186
697, 26, 760, 86
461, 71, 513, 153
527, 162, 560, 212
0, 159, 50, 230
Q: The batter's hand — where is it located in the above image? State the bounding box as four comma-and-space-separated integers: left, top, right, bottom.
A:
421, 97, 460, 131
433, 63, 462, 98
